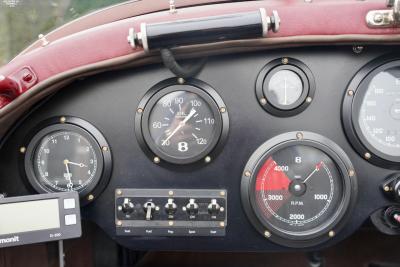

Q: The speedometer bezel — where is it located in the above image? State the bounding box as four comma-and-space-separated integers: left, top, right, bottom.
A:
342, 55, 400, 169
135, 78, 229, 165
20, 116, 112, 206
241, 132, 357, 248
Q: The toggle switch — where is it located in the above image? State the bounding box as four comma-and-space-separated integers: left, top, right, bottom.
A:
143, 202, 156, 221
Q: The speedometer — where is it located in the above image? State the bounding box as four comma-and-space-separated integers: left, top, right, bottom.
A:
343, 57, 400, 167
136, 78, 229, 165
241, 132, 357, 247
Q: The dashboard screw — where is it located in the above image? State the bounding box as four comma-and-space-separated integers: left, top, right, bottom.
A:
306, 97, 312, 103
177, 77, 185, 84
219, 107, 226, 113
364, 152, 371, 160
296, 132, 304, 140
116, 220, 122, 226
328, 230, 335, 237
60, 116, 66, 123
205, 156, 212, 163
102, 146, 109, 152
168, 190, 174, 196
348, 169, 355, 177
116, 189, 122, 195
169, 221, 174, 226
244, 171, 251, 177
384, 185, 390, 192
347, 90, 354, 96
19, 147, 26, 154
264, 231, 271, 238
153, 157, 160, 164
219, 222, 225, 227
352, 46, 364, 54
260, 98, 267, 105
87, 194, 94, 201
282, 58, 289, 64
137, 108, 143, 114
220, 191, 226, 196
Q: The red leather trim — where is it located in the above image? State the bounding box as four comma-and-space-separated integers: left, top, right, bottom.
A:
0, 1, 399, 109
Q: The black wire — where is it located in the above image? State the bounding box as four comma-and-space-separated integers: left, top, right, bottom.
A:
160, 48, 207, 79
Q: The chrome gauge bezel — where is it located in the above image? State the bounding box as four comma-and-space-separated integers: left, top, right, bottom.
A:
342, 55, 400, 169
256, 58, 315, 117
21, 117, 112, 205
241, 132, 357, 248
135, 78, 229, 165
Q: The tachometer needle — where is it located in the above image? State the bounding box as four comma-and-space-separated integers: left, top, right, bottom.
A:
303, 161, 323, 183
162, 108, 196, 145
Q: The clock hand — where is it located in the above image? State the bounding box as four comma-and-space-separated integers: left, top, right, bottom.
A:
162, 109, 196, 146
63, 159, 74, 190
67, 161, 87, 168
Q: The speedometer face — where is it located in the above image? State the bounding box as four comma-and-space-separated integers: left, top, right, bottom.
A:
254, 145, 343, 233
241, 132, 356, 247
33, 131, 99, 192
138, 79, 228, 165
148, 90, 218, 160
358, 68, 400, 157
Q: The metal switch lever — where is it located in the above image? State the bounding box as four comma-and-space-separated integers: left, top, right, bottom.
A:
143, 202, 156, 221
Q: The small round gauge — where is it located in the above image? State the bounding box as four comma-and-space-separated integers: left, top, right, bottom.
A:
256, 58, 314, 117
24, 117, 112, 202
343, 58, 400, 167
264, 69, 304, 109
241, 132, 356, 247
136, 78, 229, 165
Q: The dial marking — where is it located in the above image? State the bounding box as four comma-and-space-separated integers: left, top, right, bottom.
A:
192, 133, 198, 139
169, 108, 174, 114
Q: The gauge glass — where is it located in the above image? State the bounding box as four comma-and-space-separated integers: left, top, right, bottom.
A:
147, 90, 220, 162
265, 70, 304, 109
33, 130, 101, 192
358, 67, 400, 157
253, 145, 343, 234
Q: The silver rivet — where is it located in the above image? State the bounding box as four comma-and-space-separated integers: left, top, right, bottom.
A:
102, 146, 109, 152
87, 194, 94, 201
220, 107, 226, 113
116, 220, 122, 226
244, 171, 251, 177
19, 147, 26, 154
260, 98, 267, 105
220, 191, 226, 196
169, 221, 174, 226
137, 108, 143, 114
205, 156, 211, 163
60, 116, 66, 123
219, 222, 225, 227
177, 77, 185, 84
154, 157, 160, 164
155, 206, 160, 211
347, 90, 354, 96
328, 230, 335, 237
374, 13, 383, 23
282, 58, 289, 64
352, 46, 364, 54
220, 207, 225, 212
306, 97, 312, 103
264, 231, 271, 238
348, 169, 355, 177
296, 132, 304, 140
364, 152, 371, 159
168, 190, 174, 196
116, 189, 122, 195
384, 185, 390, 192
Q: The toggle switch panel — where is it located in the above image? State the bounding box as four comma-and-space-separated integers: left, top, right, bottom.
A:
115, 189, 227, 237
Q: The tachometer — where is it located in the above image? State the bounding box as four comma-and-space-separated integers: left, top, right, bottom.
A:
241, 132, 357, 247
343, 57, 400, 167
136, 78, 229, 165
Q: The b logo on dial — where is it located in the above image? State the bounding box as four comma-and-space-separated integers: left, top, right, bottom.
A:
136, 78, 229, 165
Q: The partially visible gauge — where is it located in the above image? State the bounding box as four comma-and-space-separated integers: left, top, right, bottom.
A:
256, 58, 315, 117
241, 132, 356, 247
23, 117, 112, 204
136, 78, 229, 165
343, 57, 400, 167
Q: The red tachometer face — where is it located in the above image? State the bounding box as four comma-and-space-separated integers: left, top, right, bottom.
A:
253, 145, 343, 235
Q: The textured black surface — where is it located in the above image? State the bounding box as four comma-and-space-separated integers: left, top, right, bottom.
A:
0, 46, 398, 252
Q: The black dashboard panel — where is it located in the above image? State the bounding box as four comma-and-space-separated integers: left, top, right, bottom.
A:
0, 46, 398, 251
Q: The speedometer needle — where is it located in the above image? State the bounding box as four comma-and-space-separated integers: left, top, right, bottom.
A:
303, 162, 323, 183
162, 108, 196, 145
